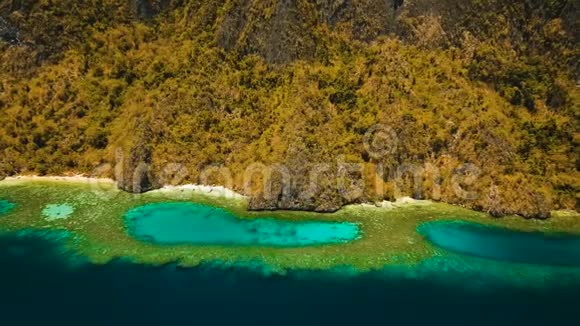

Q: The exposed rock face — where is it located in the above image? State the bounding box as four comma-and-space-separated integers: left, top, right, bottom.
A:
246, 173, 553, 219
216, 0, 404, 63
246, 163, 349, 213
131, 0, 173, 20
315, 0, 353, 26
114, 119, 160, 194
0, 16, 18, 44
447, 184, 551, 220
218, 0, 318, 64
215, 0, 578, 64
244, 142, 365, 212
132, 0, 155, 19
245, 150, 555, 218
486, 203, 551, 220
115, 149, 158, 193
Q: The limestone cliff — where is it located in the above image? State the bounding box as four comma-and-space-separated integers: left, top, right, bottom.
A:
0, 0, 577, 219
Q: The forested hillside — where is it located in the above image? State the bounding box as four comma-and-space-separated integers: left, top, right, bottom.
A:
0, 0, 578, 218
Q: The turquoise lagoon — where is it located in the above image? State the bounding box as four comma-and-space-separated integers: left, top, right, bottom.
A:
419, 221, 580, 266
125, 202, 361, 247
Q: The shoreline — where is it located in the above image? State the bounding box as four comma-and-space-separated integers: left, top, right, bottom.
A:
0, 175, 432, 210
1, 175, 577, 217
2, 175, 116, 184
156, 184, 247, 199
1, 175, 247, 200
1, 175, 580, 276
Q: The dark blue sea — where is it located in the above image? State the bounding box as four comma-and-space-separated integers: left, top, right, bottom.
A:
1, 233, 579, 326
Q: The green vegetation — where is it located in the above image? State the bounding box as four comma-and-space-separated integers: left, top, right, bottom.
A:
0, 1, 578, 218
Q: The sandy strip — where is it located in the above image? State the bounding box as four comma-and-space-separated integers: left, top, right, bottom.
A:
346, 197, 433, 211
2, 175, 116, 184
156, 184, 246, 199
2, 176, 245, 198
2, 176, 433, 207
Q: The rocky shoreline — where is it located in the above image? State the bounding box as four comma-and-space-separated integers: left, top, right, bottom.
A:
0, 174, 565, 220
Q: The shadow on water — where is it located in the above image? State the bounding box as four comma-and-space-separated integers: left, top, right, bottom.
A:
0, 232, 579, 326
418, 221, 580, 266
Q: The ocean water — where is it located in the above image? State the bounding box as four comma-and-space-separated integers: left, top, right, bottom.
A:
125, 202, 360, 246
0, 232, 579, 326
418, 221, 580, 266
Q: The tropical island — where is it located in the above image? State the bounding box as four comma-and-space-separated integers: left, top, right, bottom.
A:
0, 0, 579, 286
0, 0, 578, 220
2, 2, 580, 325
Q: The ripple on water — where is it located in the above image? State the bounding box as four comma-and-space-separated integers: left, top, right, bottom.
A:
418, 221, 580, 266
124, 202, 361, 247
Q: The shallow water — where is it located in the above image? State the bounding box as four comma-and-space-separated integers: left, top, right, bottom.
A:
125, 202, 360, 247
418, 221, 580, 266
42, 203, 75, 220
0, 199, 15, 215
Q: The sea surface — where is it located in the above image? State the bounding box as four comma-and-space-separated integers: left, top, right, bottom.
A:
1, 231, 579, 326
